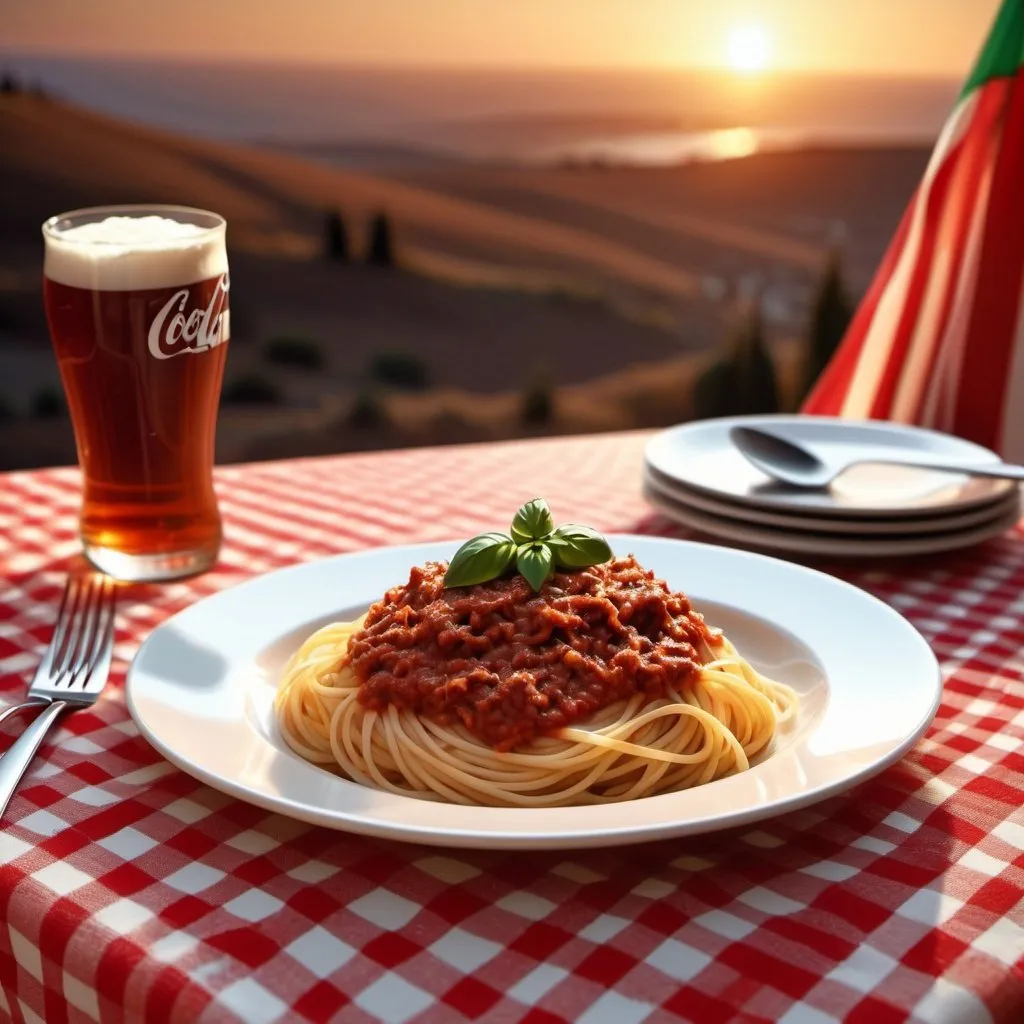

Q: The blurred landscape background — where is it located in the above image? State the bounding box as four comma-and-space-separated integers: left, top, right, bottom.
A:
0, 0, 1001, 470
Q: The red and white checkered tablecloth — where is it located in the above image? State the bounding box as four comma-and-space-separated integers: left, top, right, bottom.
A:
1, 431, 1022, 1024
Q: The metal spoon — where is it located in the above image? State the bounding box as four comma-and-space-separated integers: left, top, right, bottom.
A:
730, 426, 1024, 489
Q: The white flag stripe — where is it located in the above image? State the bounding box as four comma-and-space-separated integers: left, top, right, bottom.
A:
841, 94, 978, 418
892, 240, 955, 422
999, 259, 1024, 461
841, 215, 921, 417
840, 199, 927, 417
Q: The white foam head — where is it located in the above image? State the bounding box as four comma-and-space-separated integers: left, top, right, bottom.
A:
43, 212, 228, 291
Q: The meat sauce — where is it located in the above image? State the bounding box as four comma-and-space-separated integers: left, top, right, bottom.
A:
347, 556, 717, 751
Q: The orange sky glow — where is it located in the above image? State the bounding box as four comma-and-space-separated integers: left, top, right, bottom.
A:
0, 0, 1003, 77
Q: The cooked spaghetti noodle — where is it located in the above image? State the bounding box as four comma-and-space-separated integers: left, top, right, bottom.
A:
275, 557, 797, 807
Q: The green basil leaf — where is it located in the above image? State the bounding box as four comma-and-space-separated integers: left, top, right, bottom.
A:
516, 542, 554, 592
546, 524, 612, 569
510, 498, 554, 544
444, 532, 517, 588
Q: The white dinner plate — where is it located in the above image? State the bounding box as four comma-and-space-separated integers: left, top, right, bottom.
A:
127, 537, 942, 849
644, 481, 1021, 559
645, 465, 1024, 537
646, 416, 1014, 518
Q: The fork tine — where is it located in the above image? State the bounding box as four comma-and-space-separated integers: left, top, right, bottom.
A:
64, 576, 109, 690
60, 577, 97, 684
69, 576, 116, 691
80, 578, 117, 693
79, 577, 114, 689
39, 576, 79, 680
55, 576, 97, 688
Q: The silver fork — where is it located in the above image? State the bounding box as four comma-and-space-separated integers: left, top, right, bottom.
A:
0, 577, 85, 731
0, 573, 116, 819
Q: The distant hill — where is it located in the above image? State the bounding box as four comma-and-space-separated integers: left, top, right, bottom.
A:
1, 91, 930, 311
0, 93, 724, 469
0, 93, 725, 305
0, 91, 928, 469
266, 140, 464, 172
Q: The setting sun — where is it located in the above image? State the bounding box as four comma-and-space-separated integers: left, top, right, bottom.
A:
727, 23, 772, 74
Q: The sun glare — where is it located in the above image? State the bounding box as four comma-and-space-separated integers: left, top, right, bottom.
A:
727, 23, 772, 74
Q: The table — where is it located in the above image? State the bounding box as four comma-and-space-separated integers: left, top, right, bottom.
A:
1, 431, 1022, 1024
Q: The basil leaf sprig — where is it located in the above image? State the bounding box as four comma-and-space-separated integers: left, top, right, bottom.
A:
444, 499, 612, 592
511, 498, 554, 545
441, 532, 518, 588
516, 542, 553, 592
545, 524, 613, 568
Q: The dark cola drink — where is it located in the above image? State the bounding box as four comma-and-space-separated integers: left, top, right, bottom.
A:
42, 207, 229, 580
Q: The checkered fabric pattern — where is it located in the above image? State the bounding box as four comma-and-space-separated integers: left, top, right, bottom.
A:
1, 431, 1022, 1024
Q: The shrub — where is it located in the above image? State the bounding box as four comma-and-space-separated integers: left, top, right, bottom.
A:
264, 335, 325, 371
222, 373, 282, 405
521, 369, 555, 426
347, 390, 387, 429
368, 352, 429, 391
0, 295, 20, 332
430, 409, 473, 439
32, 387, 65, 418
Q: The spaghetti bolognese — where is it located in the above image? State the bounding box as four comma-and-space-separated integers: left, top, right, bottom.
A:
275, 540, 796, 807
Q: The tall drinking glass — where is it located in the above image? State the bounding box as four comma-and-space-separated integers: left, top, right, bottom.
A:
42, 205, 230, 581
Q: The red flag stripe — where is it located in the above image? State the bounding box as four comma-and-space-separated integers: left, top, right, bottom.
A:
952, 74, 1024, 451
803, 75, 1024, 461
803, 93, 978, 417
841, 94, 980, 418
902, 83, 1008, 424
865, 121, 966, 419
919, 152, 998, 432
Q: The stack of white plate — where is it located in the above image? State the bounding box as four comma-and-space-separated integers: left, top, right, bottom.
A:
644, 416, 1022, 558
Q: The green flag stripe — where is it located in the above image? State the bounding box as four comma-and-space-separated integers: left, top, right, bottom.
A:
961, 0, 1024, 97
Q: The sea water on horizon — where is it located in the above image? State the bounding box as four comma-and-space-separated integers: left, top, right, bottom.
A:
1, 55, 955, 166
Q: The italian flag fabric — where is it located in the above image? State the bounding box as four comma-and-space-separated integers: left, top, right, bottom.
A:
802, 0, 1024, 461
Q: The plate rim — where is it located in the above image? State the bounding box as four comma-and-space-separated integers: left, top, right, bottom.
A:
126, 535, 944, 849
645, 464, 1021, 536
643, 482, 1021, 558
645, 415, 1014, 519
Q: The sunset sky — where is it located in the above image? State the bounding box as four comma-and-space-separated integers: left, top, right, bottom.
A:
1, 0, 1003, 77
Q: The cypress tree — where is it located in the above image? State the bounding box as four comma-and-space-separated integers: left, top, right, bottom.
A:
801, 251, 853, 401
734, 301, 780, 415
693, 301, 779, 419
323, 209, 350, 263
366, 212, 396, 268
521, 367, 555, 426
